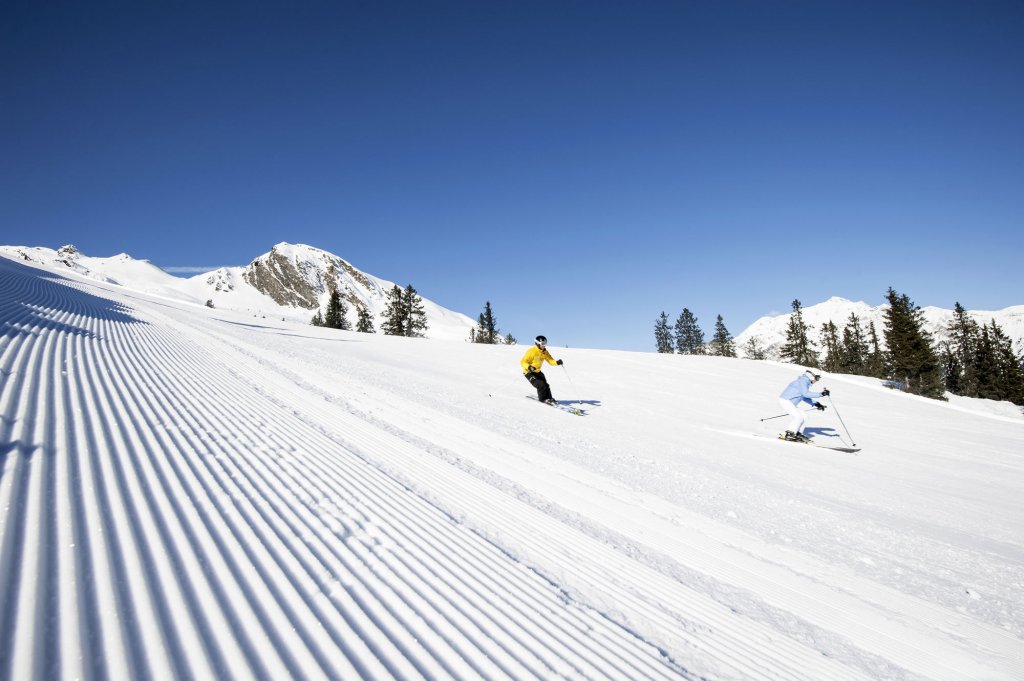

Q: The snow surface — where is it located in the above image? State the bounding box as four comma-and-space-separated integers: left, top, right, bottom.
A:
1, 253, 1023, 681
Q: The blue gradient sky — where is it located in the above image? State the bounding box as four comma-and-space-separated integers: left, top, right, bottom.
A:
3, 1, 1022, 351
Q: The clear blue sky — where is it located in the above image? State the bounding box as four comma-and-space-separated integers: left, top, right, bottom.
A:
3, 1, 1022, 351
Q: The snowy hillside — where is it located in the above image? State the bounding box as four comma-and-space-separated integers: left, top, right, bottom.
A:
735, 296, 1024, 359
2, 252, 1023, 680
0, 243, 477, 341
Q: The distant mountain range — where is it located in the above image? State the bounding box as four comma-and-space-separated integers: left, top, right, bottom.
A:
734, 296, 1024, 360
0, 243, 476, 341
4, 243, 1021, 356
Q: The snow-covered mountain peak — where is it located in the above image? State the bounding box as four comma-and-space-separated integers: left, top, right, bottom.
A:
56, 244, 79, 259
240, 242, 389, 314
0, 244, 179, 291
235, 243, 474, 339
265, 241, 332, 262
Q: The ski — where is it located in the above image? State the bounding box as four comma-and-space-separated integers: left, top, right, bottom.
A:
760, 433, 860, 454
525, 396, 586, 416
708, 427, 859, 454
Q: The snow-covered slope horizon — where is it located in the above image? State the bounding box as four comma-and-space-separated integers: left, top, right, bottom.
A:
735, 295, 1024, 359
6, 244, 1021, 356
0, 243, 477, 341
2, 252, 1023, 680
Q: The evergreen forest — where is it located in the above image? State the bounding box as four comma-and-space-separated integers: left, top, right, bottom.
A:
655, 289, 1024, 406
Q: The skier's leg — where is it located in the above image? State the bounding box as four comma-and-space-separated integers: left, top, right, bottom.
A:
778, 398, 804, 435
536, 372, 553, 402
525, 373, 542, 399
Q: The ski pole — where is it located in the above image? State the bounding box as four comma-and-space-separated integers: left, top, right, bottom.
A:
827, 395, 856, 446
560, 364, 583, 412
761, 405, 814, 422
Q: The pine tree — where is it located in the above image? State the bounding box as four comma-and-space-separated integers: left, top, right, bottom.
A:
865, 321, 886, 378
780, 299, 818, 367
991, 322, 1024, 406
943, 303, 980, 396
380, 285, 406, 336
380, 284, 427, 337
310, 310, 324, 327
819, 320, 842, 372
673, 308, 705, 355
707, 315, 736, 357
973, 324, 1002, 400
403, 284, 428, 337
882, 287, 945, 399
940, 340, 964, 395
975, 320, 1024, 405
503, 332, 517, 345
840, 313, 868, 375
323, 290, 350, 330
355, 304, 375, 333
654, 312, 674, 353
741, 336, 768, 360
474, 302, 499, 344
485, 302, 498, 344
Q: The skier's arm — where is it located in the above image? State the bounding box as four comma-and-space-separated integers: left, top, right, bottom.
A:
799, 388, 824, 404
797, 378, 823, 404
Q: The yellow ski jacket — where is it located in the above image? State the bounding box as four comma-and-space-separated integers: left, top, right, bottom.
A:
521, 345, 558, 375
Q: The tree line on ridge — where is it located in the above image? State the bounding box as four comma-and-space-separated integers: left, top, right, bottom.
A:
654, 287, 1024, 406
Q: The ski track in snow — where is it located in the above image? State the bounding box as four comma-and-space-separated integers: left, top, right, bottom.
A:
1, 256, 1023, 680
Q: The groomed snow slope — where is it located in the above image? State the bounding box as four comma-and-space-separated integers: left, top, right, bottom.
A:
1, 254, 1022, 681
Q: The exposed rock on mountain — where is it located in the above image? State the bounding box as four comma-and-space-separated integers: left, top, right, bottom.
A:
243, 248, 322, 309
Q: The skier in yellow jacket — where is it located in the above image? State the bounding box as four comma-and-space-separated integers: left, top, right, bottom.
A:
521, 335, 562, 404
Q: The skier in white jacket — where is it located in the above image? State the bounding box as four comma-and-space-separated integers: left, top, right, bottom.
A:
778, 369, 829, 442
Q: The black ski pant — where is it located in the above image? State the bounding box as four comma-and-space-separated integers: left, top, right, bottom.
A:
525, 371, 553, 402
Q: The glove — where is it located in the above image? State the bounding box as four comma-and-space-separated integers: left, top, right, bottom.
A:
814, 402, 827, 411
556, 359, 563, 366
821, 388, 830, 397
526, 366, 536, 373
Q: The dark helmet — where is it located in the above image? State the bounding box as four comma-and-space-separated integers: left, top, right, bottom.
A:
535, 335, 547, 344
